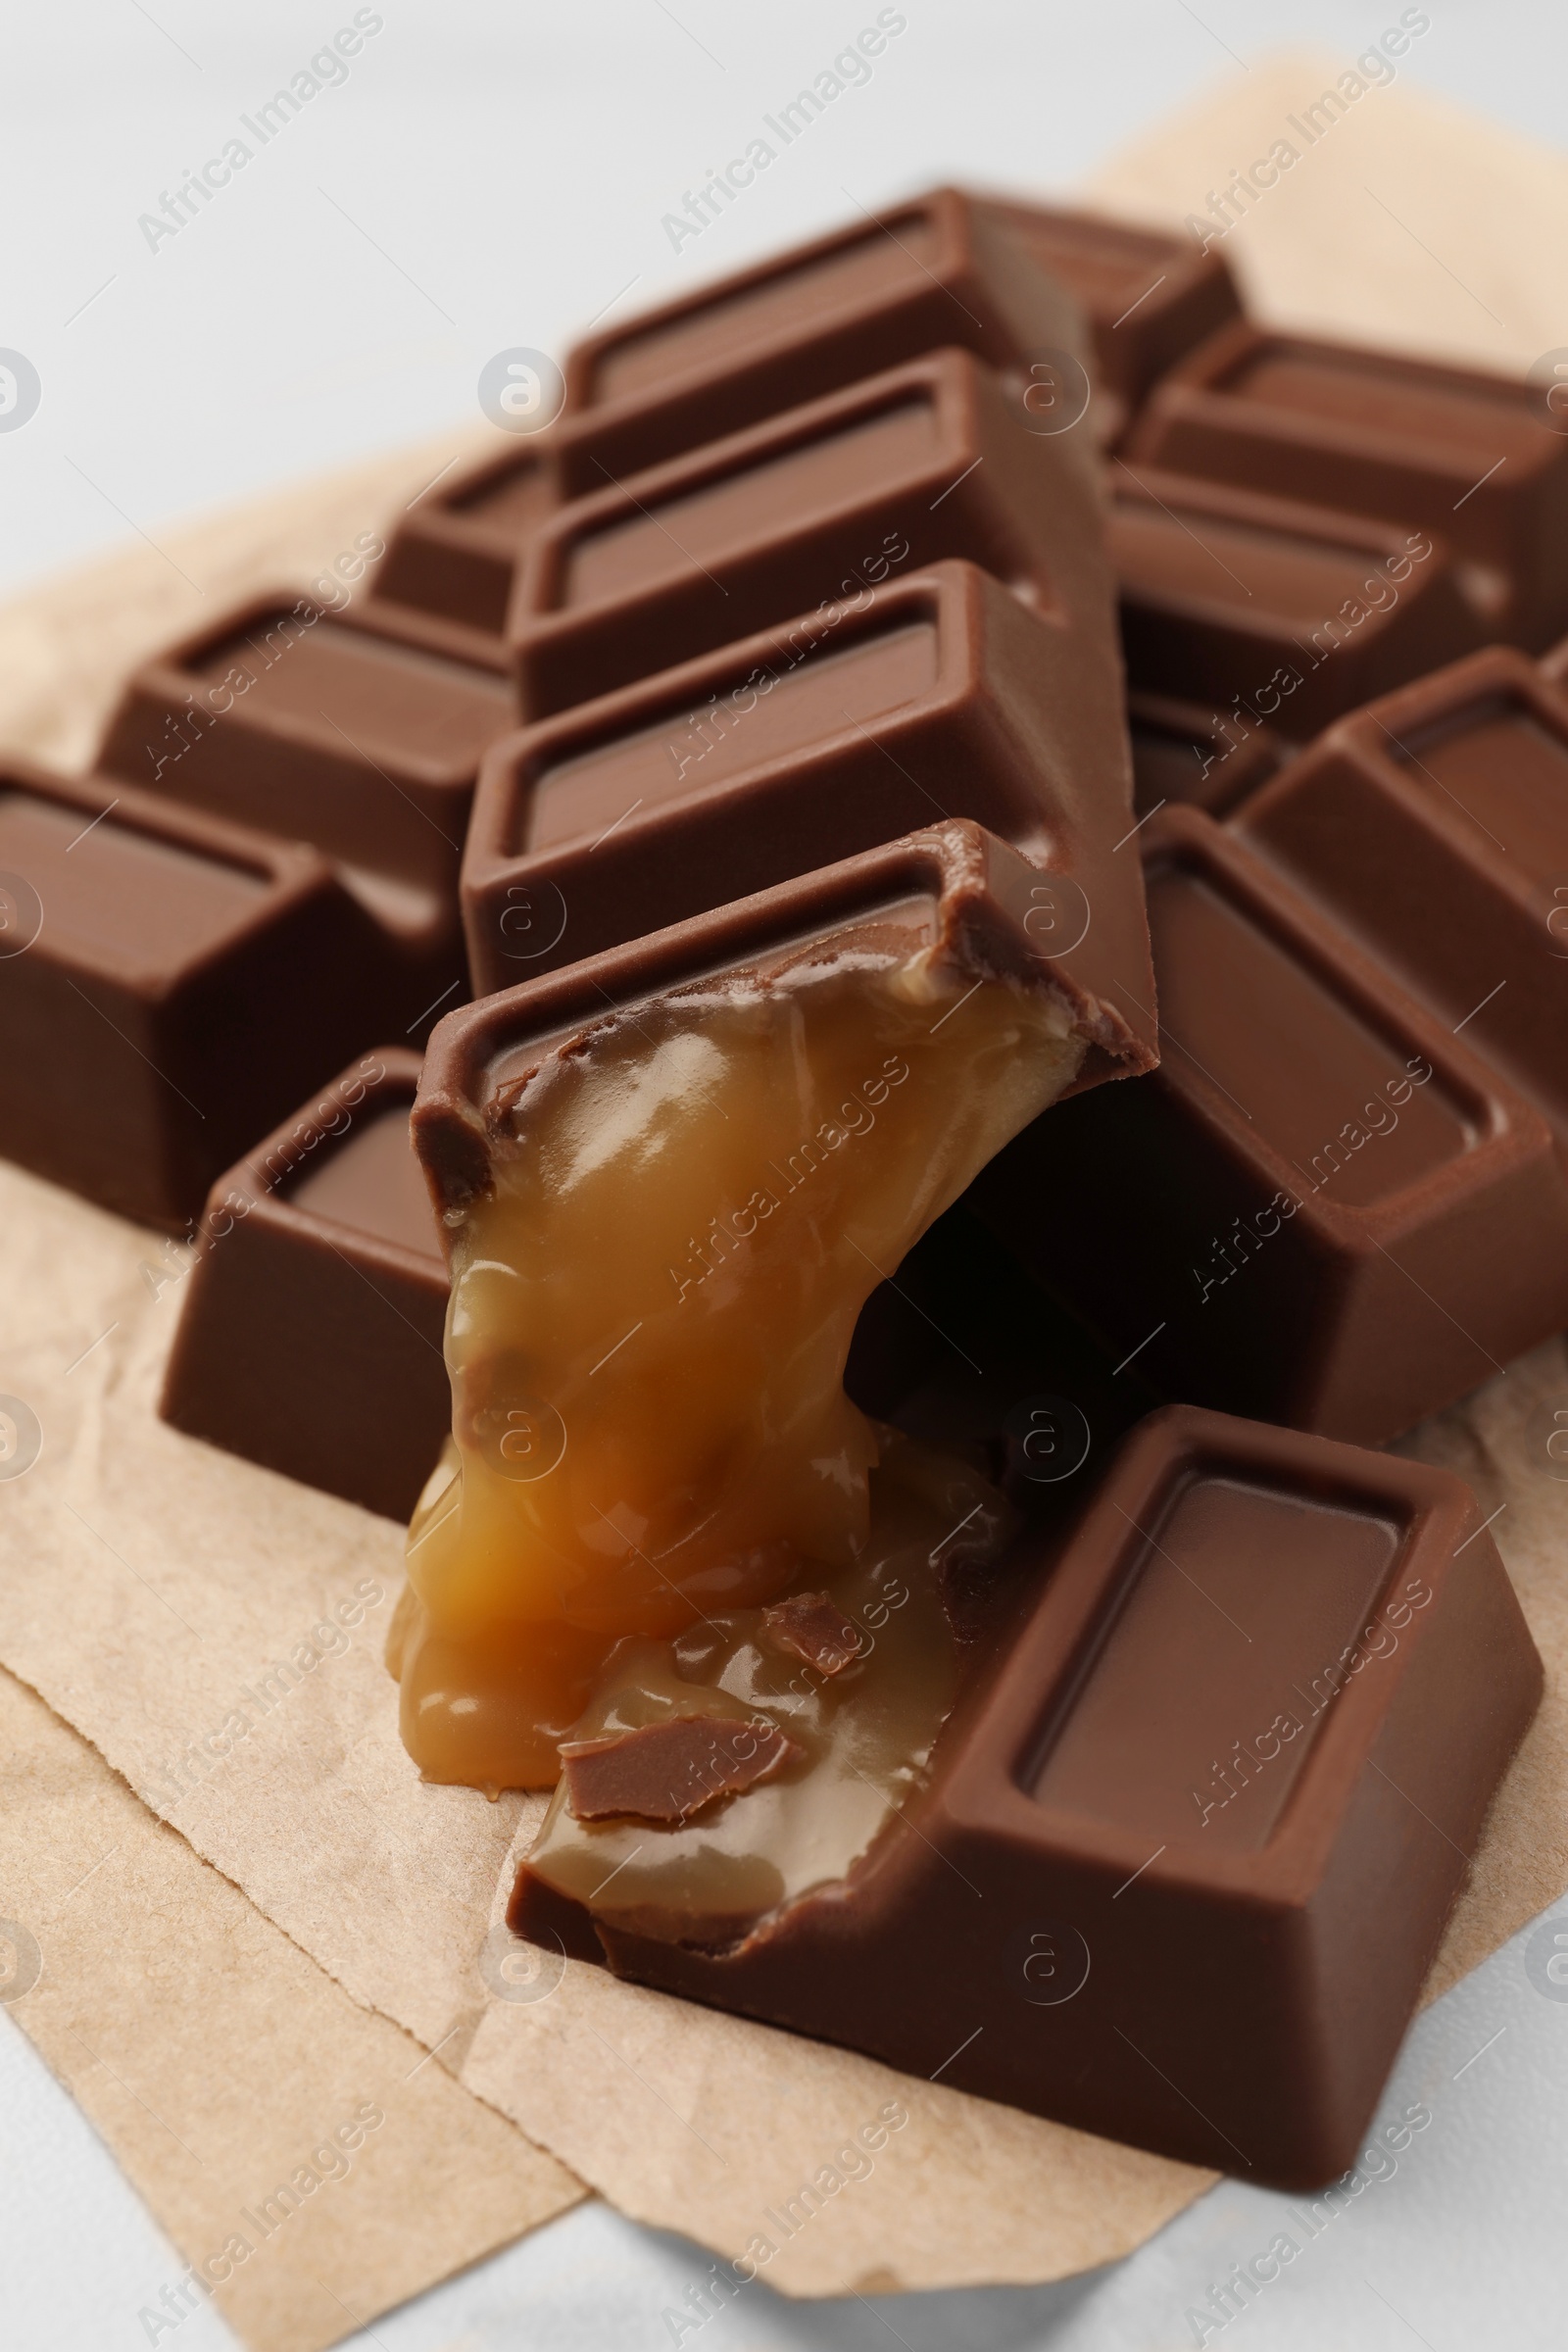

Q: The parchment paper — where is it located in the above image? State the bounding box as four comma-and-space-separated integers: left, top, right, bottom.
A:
1, 50, 1566, 2329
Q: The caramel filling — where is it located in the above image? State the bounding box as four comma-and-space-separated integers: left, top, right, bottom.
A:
391, 936, 1083, 1791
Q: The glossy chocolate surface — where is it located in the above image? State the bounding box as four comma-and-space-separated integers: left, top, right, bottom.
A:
970, 804, 1568, 1441
511, 349, 1098, 717
1112, 464, 1482, 741
1127, 321, 1568, 647
466, 560, 1142, 1025
556, 187, 1087, 489
1234, 645, 1568, 1161
513, 1404, 1542, 2187
161, 1051, 449, 1518
0, 760, 408, 1232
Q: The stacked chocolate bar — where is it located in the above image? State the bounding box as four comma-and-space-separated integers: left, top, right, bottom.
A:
4, 187, 1555, 2188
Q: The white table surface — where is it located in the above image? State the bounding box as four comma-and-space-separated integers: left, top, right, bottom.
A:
3, 4, 1566, 2346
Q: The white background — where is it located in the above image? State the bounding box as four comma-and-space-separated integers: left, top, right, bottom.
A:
3, 3, 1566, 2347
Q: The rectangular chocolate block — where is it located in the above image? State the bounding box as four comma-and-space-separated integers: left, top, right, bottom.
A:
514, 1403, 1542, 2187
1128, 686, 1286, 818
511, 348, 1098, 718
98, 593, 519, 985
1112, 464, 1482, 741
0, 760, 405, 1231
556, 186, 1086, 489
1234, 645, 1568, 1160
161, 1050, 449, 1519
981, 198, 1242, 430
372, 441, 561, 668
1127, 322, 1568, 646
969, 804, 1568, 1441
464, 563, 1142, 1023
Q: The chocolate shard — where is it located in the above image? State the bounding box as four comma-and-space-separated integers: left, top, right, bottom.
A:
760, 1592, 864, 1677
561, 1716, 801, 1823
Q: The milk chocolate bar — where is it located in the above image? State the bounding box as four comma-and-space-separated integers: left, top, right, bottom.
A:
161, 1051, 449, 1519
1112, 464, 1482, 742
373, 441, 561, 668
1233, 645, 1568, 1160
98, 592, 518, 987
465, 560, 1138, 1000
511, 348, 1102, 719
513, 1402, 1542, 2187
1127, 686, 1285, 818
555, 186, 1087, 490
1127, 322, 1568, 647
981, 198, 1242, 434
0, 760, 410, 1232
970, 803, 1568, 1442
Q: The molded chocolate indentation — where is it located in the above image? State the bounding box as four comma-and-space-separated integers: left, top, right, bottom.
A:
0, 790, 267, 970
287, 1103, 442, 1262
1031, 1471, 1401, 1850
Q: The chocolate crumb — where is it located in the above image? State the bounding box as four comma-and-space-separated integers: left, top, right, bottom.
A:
761, 1591, 864, 1677
561, 1715, 801, 1823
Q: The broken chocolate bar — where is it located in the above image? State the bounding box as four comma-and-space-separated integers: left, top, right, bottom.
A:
396, 817, 1154, 1789
554, 186, 1089, 490
160, 1051, 449, 1518
0, 760, 415, 1232
98, 591, 518, 993
510, 347, 1104, 719
981, 197, 1242, 433
1233, 644, 1568, 1162
513, 1402, 1542, 2188
761, 1592, 864, 1677
970, 803, 1568, 1442
1127, 321, 1568, 647
1112, 463, 1483, 741
464, 559, 1137, 1001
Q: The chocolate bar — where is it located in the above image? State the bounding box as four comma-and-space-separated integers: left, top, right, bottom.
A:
555, 186, 1087, 490
970, 803, 1568, 1442
160, 1051, 449, 1518
0, 760, 413, 1231
397, 817, 1154, 1789
373, 441, 561, 668
1234, 644, 1568, 1161
981, 198, 1242, 434
1112, 464, 1482, 742
511, 348, 1103, 719
513, 1402, 1541, 2187
1127, 321, 1568, 647
464, 560, 1136, 998
98, 591, 518, 992
1127, 686, 1285, 818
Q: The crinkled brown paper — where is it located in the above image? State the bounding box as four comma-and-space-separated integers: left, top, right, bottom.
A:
0, 55, 1565, 2350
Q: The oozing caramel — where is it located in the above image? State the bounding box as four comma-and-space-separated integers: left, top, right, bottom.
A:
392, 932, 1082, 1788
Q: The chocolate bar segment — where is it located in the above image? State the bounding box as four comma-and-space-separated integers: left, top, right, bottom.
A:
556, 187, 1087, 490
1127, 686, 1285, 817
1127, 321, 1568, 646
969, 804, 1568, 1441
513, 1403, 1541, 2187
1234, 645, 1568, 1160
511, 349, 1098, 718
982, 198, 1242, 428
1112, 464, 1482, 741
372, 441, 561, 668
466, 562, 1140, 1016
160, 1051, 449, 1518
0, 760, 406, 1232
98, 593, 519, 986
